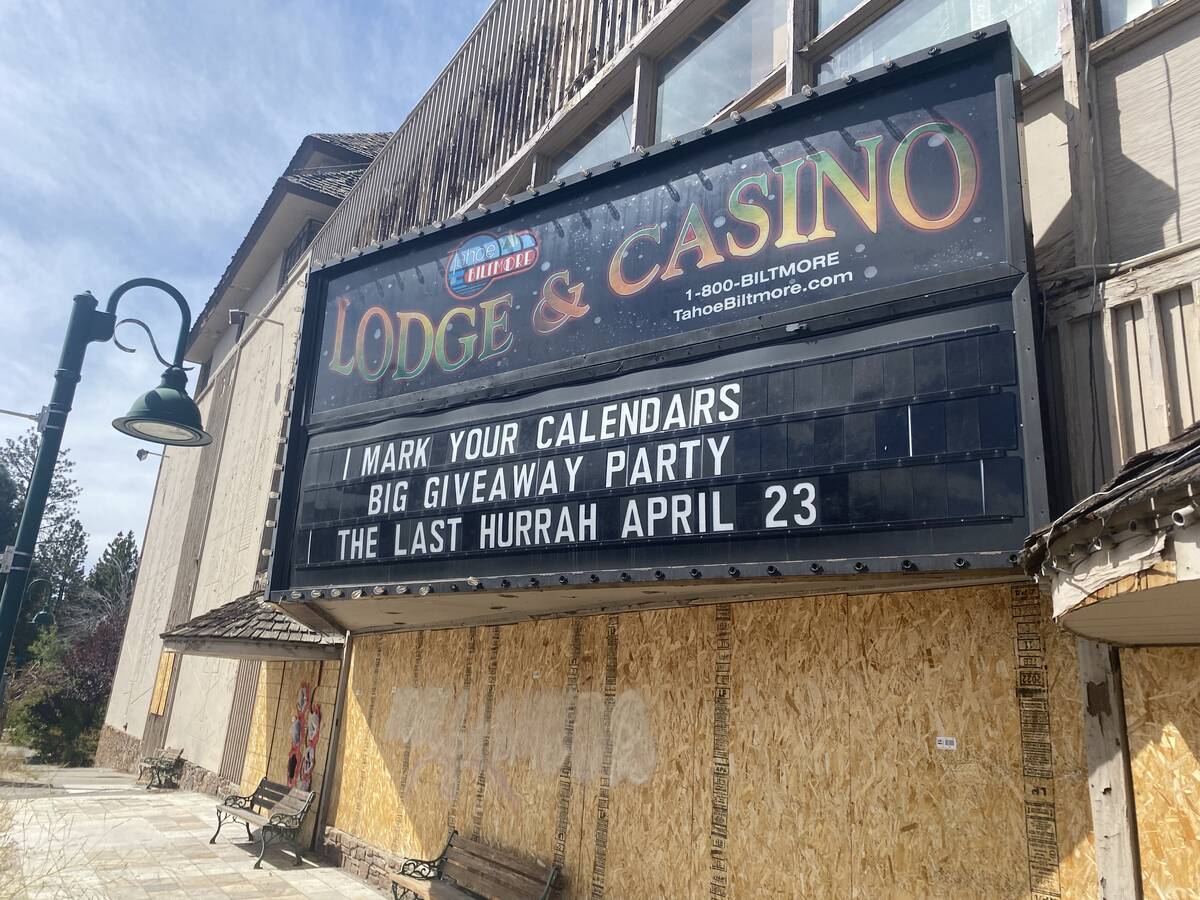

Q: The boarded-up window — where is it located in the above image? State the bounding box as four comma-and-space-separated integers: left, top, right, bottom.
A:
1157, 284, 1200, 437
1112, 300, 1154, 458
149, 650, 176, 717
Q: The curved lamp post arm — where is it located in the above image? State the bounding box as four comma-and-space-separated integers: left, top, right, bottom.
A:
105, 278, 192, 369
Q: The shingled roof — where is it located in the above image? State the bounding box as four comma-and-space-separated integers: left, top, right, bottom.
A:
285, 165, 369, 202
187, 131, 391, 355
309, 132, 393, 158
1024, 420, 1200, 572
162, 592, 343, 661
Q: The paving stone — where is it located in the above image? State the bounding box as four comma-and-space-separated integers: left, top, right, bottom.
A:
2, 767, 383, 898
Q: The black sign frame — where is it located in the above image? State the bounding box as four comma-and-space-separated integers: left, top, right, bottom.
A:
268, 25, 1048, 604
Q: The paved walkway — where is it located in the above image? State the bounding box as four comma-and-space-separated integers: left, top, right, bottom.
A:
0, 765, 381, 899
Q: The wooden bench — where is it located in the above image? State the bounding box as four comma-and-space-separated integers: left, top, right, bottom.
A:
136, 746, 183, 789
210, 778, 315, 868
391, 831, 559, 900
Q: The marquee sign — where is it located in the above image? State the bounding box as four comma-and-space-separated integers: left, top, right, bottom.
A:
270, 28, 1046, 608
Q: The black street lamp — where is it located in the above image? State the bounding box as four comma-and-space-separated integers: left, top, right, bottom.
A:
26, 579, 55, 628
0, 278, 211, 701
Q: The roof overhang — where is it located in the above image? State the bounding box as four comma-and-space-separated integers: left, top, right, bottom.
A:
187, 182, 338, 361
162, 635, 342, 661
277, 567, 1028, 634
161, 592, 343, 661
1024, 423, 1200, 645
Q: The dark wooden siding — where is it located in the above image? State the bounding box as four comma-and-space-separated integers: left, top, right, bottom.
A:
313, 0, 670, 263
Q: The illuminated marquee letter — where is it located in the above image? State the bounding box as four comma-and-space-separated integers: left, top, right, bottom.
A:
889, 122, 979, 231
328, 295, 355, 376
435, 306, 478, 373
608, 225, 662, 297
773, 157, 813, 249
661, 203, 724, 281
809, 135, 883, 240
478, 294, 514, 361
726, 174, 771, 258
355, 306, 393, 382
392, 311, 434, 381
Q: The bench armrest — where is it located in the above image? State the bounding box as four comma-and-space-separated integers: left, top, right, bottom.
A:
395, 829, 454, 880
397, 857, 442, 879
267, 812, 304, 830
222, 793, 254, 809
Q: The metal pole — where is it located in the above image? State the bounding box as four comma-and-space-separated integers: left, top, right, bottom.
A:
0, 293, 114, 703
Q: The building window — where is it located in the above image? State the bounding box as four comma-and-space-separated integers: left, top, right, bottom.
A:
149, 650, 176, 717
655, 0, 788, 141
817, 0, 1060, 82
1099, 0, 1166, 35
278, 218, 322, 290
552, 94, 635, 178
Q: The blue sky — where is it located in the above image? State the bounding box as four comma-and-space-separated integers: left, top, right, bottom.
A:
0, 0, 490, 562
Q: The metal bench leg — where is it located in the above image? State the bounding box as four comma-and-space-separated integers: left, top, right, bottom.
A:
255, 828, 272, 869
210, 810, 226, 844
245, 821, 253, 842
292, 836, 302, 867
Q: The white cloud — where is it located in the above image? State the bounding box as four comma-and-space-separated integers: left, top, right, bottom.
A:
0, 0, 489, 561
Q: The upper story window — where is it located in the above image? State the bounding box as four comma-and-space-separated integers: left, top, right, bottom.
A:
655, 0, 788, 141
551, 94, 635, 178
1099, 0, 1166, 34
279, 218, 322, 290
817, 0, 1060, 83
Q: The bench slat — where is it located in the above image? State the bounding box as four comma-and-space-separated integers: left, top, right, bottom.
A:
218, 806, 268, 828
392, 872, 476, 900
444, 849, 547, 892
448, 835, 554, 884
442, 857, 546, 900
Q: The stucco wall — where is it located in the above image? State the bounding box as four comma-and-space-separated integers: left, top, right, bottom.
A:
1022, 88, 1072, 265
190, 273, 303, 616
160, 271, 305, 770
102, 391, 213, 738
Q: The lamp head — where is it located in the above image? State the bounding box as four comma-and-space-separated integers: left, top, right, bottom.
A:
112, 366, 211, 447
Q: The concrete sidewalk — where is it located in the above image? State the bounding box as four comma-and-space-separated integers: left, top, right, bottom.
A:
0, 765, 381, 899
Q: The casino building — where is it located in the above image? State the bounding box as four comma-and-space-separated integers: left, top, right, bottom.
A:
99, 1, 1200, 896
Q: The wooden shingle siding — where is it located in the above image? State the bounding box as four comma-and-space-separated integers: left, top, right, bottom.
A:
312, 0, 672, 263
1098, 13, 1200, 261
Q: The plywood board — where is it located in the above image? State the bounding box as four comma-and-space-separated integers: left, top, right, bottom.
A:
846, 586, 1028, 898
1122, 645, 1200, 897
395, 626, 474, 860
1041, 591, 1099, 898
330, 634, 386, 839
475, 620, 570, 870
328, 584, 1095, 897
726, 594, 851, 897
597, 607, 709, 900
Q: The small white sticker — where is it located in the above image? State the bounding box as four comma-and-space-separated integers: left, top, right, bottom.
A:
936, 736, 958, 751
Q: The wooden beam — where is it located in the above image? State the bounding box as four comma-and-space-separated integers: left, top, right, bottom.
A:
631, 53, 657, 147
313, 632, 353, 851
1076, 638, 1143, 899
1059, 0, 1109, 268
786, 0, 814, 95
